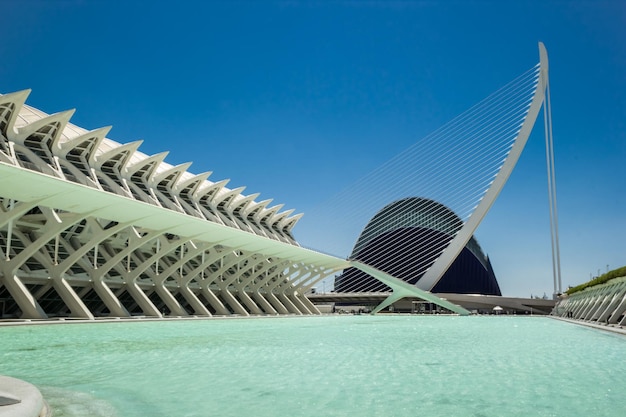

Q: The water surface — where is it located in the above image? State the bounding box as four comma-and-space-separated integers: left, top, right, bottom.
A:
1, 316, 624, 417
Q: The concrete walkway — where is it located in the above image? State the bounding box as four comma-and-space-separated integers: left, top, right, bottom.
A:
551, 316, 626, 336
0, 376, 49, 417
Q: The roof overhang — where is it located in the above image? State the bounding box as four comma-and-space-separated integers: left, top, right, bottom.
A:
0, 162, 348, 270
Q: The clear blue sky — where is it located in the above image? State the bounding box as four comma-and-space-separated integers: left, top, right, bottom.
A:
2, 1, 624, 297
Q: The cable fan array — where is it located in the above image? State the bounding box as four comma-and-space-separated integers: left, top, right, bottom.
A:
299, 63, 541, 293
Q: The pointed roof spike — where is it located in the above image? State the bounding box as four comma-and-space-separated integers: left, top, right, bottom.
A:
58, 126, 112, 155
270, 209, 295, 230
257, 199, 273, 207
230, 192, 260, 213
260, 204, 284, 223
0, 89, 32, 137
150, 161, 193, 187
272, 207, 293, 221
195, 178, 230, 202
125, 151, 169, 177
14, 109, 76, 145
265, 205, 289, 226
282, 213, 304, 231
0, 89, 32, 103
176, 171, 212, 194
241, 195, 265, 217
250, 199, 274, 221
214, 186, 246, 210
94, 140, 143, 169
50, 111, 78, 148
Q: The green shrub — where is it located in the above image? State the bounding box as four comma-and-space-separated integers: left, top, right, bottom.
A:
566, 265, 626, 295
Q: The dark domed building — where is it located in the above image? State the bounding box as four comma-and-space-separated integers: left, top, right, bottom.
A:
335, 198, 501, 295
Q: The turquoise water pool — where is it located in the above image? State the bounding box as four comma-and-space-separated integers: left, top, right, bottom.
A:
1, 316, 624, 417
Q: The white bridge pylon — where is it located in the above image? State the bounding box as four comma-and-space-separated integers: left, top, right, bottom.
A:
341, 42, 552, 313
415, 43, 550, 291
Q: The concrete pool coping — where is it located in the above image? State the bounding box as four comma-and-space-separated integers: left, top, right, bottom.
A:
0, 314, 298, 327
0, 376, 50, 417
1, 314, 624, 333
550, 316, 626, 336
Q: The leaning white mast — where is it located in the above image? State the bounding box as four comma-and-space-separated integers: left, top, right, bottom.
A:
541, 42, 562, 297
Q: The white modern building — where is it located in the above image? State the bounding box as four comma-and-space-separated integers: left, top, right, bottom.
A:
0, 89, 342, 319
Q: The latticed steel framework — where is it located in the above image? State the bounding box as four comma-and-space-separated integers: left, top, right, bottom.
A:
0, 90, 341, 319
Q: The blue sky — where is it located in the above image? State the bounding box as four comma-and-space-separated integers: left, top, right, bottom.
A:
2, 1, 624, 297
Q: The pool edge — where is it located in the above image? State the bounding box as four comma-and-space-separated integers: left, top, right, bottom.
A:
0, 375, 49, 417
550, 316, 626, 336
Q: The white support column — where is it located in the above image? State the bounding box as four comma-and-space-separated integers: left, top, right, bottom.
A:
49, 272, 94, 319
232, 256, 277, 315
52, 219, 136, 317
609, 292, 626, 325
580, 293, 601, 320
276, 293, 302, 315
589, 293, 611, 321
265, 292, 290, 315
248, 259, 292, 315
148, 239, 192, 317
91, 280, 130, 317
0, 273, 47, 319
121, 235, 186, 317
297, 291, 321, 315
172, 244, 213, 316
124, 281, 161, 317
178, 285, 212, 316
597, 288, 626, 323
182, 246, 233, 315
200, 287, 231, 315
570, 297, 587, 318
249, 291, 278, 315
218, 289, 249, 316
289, 266, 325, 315
2, 207, 90, 319
236, 290, 263, 315
287, 291, 313, 314
570, 295, 589, 318
88, 228, 169, 317
215, 252, 262, 314
275, 265, 313, 314
151, 279, 189, 317
267, 264, 303, 315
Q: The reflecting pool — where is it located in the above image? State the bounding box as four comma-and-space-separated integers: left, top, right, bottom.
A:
1, 316, 624, 417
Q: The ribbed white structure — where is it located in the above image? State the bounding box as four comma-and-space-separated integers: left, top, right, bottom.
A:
0, 90, 341, 319
553, 277, 626, 326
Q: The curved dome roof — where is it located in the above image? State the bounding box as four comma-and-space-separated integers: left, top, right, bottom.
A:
337, 197, 501, 296
351, 197, 463, 257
